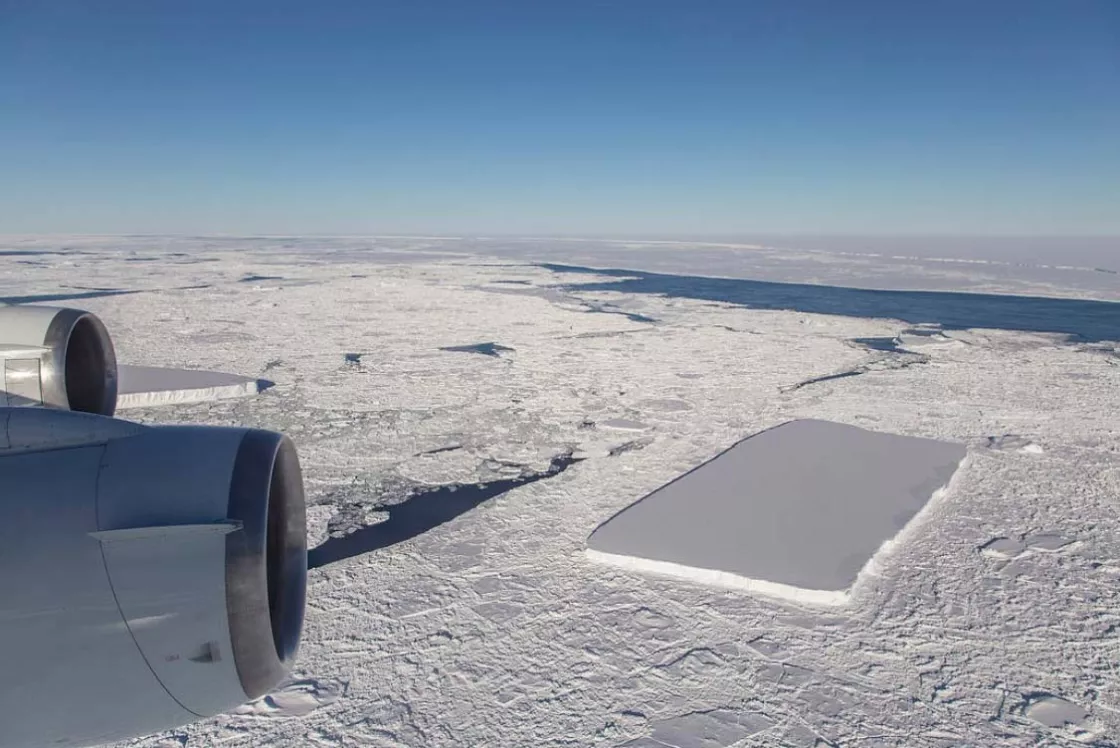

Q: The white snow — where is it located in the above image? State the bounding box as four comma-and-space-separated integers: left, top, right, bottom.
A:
598, 419, 650, 432
586, 420, 966, 606
2, 234, 1119, 746
116, 364, 262, 409
231, 679, 342, 719
1022, 694, 1090, 729
585, 549, 853, 607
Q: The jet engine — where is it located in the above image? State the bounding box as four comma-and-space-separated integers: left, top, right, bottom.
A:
0, 303, 118, 415
0, 406, 307, 748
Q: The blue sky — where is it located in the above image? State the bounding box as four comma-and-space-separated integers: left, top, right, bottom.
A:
1, 0, 1116, 235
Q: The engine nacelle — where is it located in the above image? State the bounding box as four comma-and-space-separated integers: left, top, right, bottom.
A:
0, 304, 118, 415
0, 407, 307, 748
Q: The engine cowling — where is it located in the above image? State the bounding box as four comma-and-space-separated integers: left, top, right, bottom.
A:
0, 304, 118, 415
0, 407, 307, 748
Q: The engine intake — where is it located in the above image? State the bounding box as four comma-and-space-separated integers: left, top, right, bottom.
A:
226, 428, 308, 698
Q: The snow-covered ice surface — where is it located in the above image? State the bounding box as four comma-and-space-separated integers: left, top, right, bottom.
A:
2, 235, 1120, 746
587, 420, 967, 607
116, 364, 263, 409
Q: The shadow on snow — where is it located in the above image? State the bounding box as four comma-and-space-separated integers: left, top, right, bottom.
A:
307, 454, 581, 569
0, 289, 140, 304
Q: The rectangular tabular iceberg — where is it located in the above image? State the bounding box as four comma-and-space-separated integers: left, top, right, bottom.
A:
587, 419, 966, 605
116, 365, 261, 409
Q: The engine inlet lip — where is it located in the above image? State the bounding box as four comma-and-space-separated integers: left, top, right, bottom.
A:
225, 429, 307, 700
42, 308, 118, 416
265, 435, 306, 665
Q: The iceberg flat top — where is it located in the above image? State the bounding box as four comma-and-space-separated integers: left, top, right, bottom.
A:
588, 419, 966, 596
